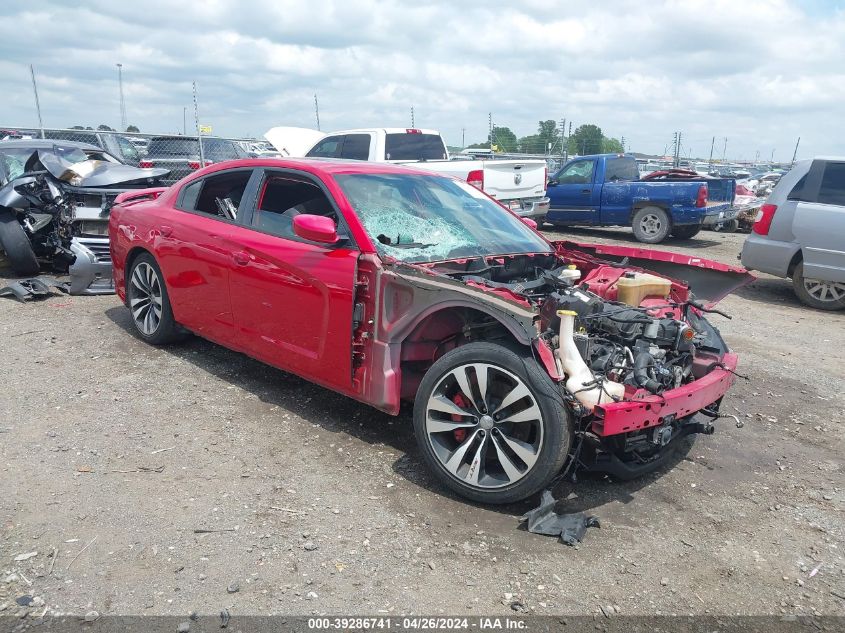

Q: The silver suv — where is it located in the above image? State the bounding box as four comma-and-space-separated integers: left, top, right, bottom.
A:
741, 158, 845, 310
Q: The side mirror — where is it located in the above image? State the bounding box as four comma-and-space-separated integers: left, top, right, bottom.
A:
292, 214, 339, 244
521, 217, 538, 230
547, 178, 558, 187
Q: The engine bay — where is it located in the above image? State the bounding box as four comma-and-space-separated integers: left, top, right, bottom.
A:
434, 252, 729, 409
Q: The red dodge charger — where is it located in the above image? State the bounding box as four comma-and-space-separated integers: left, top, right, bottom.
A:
109, 158, 751, 504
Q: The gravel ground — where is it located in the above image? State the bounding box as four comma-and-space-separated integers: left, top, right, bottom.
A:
1, 227, 843, 619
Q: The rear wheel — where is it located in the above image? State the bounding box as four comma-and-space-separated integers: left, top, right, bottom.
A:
127, 253, 184, 344
671, 225, 703, 239
413, 342, 571, 504
631, 207, 671, 243
792, 262, 845, 311
0, 210, 39, 276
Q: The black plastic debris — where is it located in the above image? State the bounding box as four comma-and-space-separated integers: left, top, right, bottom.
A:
0, 277, 68, 302
521, 490, 600, 546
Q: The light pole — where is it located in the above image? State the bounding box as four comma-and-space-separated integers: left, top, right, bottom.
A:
183, 106, 187, 135
116, 63, 127, 131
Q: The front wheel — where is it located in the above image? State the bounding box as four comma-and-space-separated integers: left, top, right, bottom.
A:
412, 342, 572, 504
0, 210, 39, 276
631, 207, 671, 243
671, 225, 703, 239
792, 262, 845, 311
126, 253, 185, 344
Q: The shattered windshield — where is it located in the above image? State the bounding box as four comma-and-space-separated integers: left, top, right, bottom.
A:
335, 173, 551, 263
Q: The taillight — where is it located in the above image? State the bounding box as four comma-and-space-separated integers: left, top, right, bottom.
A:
543, 167, 548, 186
405, 128, 421, 134
139, 160, 153, 168
752, 203, 778, 235
467, 169, 484, 190
695, 184, 708, 208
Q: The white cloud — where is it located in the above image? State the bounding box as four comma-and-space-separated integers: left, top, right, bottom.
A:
0, 0, 842, 160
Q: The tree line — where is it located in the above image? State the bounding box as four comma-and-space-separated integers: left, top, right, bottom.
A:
70, 124, 140, 133
467, 120, 624, 155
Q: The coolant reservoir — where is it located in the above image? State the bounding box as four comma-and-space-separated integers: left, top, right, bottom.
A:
558, 265, 581, 284
616, 272, 671, 306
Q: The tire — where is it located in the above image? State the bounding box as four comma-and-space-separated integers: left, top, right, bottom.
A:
713, 219, 738, 233
126, 253, 184, 344
631, 206, 671, 243
671, 225, 703, 239
412, 342, 572, 504
0, 210, 39, 276
791, 262, 845, 311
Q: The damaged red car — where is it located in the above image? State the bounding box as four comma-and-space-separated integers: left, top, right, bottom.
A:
109, 159, 752, 504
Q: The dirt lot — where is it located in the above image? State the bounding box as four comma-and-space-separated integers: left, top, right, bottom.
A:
1, 227, 843, 619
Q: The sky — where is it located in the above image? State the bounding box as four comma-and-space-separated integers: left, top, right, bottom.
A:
1, 0, 843, 162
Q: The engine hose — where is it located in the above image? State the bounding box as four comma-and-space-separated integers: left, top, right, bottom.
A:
633, 351, 663, 394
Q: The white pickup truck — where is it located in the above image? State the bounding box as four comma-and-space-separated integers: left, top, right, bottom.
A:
264, 126, 551, 220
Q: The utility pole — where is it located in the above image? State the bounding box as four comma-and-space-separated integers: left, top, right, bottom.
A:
410, 105, 415, 128
461, 127, 465, 148
677, 132, 682, 167
708, 136, 715, 167
29, 64, 44, 138
183, 106, 187, 135
116, 63, 127, 131
488, 112, 493, 150
314, 94, 320, 131
771, 149, 775, 163
672, 132, 678, 167
192, 81, 204, 164
722, 137, 727, 162
621, 136, 626, 153
791, 137, 800, 166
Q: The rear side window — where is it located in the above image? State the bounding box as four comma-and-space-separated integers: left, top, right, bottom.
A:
817, 162, 845, 205
307, 136, 343, 158
384, 133, 447, 160
179, 170, 253, 219
787, 174, 808, 201
604, 158, 639, 182
340, 134, 371, 160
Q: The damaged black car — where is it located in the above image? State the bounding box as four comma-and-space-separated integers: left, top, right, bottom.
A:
0, 139, 169, 294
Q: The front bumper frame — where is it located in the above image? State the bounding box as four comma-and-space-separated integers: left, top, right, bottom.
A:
591, 352, 738, 437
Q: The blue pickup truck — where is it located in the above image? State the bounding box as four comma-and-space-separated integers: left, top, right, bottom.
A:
544, 154, 735, 243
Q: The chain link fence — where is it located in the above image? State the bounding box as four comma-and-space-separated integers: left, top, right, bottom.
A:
0, 126, 276, 184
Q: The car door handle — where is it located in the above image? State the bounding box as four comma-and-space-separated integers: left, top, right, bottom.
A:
232, 251, 250, 266
159, 225, 173, 237
580, 189, 591, 194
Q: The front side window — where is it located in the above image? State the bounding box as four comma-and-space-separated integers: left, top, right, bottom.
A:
335, 173, 551, 263
556, 160, 595, 184
253, 174, 337, 239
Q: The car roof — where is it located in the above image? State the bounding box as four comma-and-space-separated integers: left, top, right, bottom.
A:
189, 157, 452, 180
0, 138, 102, 151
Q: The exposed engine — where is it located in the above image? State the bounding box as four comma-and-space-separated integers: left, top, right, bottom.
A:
444, 254, 712, 404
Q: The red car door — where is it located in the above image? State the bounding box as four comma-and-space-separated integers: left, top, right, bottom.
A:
226, 168, 359, 391
155, 168, 259, 346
